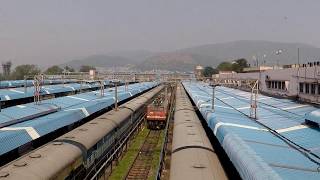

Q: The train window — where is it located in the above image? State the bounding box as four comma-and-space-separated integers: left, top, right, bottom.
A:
87, 148, 94, 159
311, 84, 316, 94
97, 140, 103, 149
300, 83, 304, 93
104, 133, 111, 143
306, 83, 310, 94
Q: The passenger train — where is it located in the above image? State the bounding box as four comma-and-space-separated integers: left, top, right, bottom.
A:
0, 85, 163, 180
170, 84, 228, 180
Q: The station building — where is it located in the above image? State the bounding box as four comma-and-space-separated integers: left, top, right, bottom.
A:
213, 64, 320, 104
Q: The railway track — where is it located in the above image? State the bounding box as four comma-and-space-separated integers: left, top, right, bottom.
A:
125, 130, 161, 180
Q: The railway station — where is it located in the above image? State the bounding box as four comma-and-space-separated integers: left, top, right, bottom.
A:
1, 1, 320, 179
0, 67, 318, 180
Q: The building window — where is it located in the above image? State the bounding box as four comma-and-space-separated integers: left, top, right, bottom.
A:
266, 81, 271, 88
300, 83, 304, 93
267, 80, 286, 91
311, 84, 316, 94
318, 85, 320, 95
278, 81, 281, 89
306, 83, 310, 94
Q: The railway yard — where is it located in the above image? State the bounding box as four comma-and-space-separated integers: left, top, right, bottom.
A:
2, 1, 320, 179
0, 77, 319, 180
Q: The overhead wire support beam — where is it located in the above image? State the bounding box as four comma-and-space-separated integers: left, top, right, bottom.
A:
250, 80, 259, 119
114, 80, 119, 111
34, 74, 44, 105
211, 84, 220, 112
100, 80, 104, 97
211, 77, 259, 119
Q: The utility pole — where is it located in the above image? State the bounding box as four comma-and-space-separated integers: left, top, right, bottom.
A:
276, 49, 283, 68
298, 48, 300, 65
297, 48, 300, 90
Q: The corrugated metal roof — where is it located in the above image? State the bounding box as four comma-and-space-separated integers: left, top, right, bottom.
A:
0, 82, 157, 155
0, 80, 110, 102
0, 79, 79, 89
183, 82, 320, 180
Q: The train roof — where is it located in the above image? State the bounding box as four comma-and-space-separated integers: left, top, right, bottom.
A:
170, 84, 228, 180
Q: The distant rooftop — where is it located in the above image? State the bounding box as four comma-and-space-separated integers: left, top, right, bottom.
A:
218, 70, 236, 74
243, 66, 275, 72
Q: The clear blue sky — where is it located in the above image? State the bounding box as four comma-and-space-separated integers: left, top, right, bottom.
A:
0, 0, 319, 66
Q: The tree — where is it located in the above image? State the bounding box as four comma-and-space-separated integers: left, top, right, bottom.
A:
231, 63, 241, 73
79, 65, 96, 72
216, 59, 249, 73
64, 66, 75, 72
232, 58, 249, 72
44, 65, 63, 75
235, 58, 248, 68
11, 64, 41, 80
2, 61, 12, 79
217, 62, 233, 71
203, 66, 218, 77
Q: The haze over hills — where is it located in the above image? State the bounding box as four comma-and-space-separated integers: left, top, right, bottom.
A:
178, 40, 317, 66
60, 51, 154, 71
61, 55, 136, 70
106, 50, 155, 63
61, 40, 320, 72
136, 52, 216, 72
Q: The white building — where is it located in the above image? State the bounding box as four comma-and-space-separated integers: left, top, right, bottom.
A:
213, 66, 320, 104
194, 65, 204, 80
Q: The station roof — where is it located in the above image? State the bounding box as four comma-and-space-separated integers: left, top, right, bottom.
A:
0, 80, 110, 102
0, 82, 157, 156
0, 79, 78, 89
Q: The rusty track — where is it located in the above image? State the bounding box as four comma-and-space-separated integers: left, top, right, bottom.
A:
125, 130, 161, 180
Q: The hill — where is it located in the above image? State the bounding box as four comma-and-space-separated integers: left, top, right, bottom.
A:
178, 40, 318, 66
60, 54, 136, 70
136, 52, 217, 72
106, 50, 154, 63
61, 40, 320, 72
